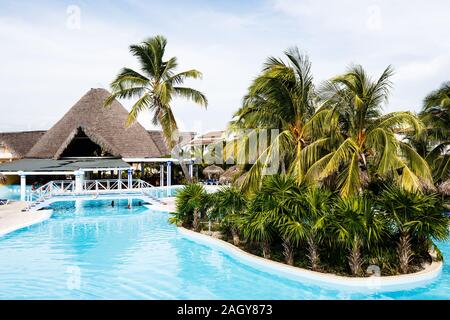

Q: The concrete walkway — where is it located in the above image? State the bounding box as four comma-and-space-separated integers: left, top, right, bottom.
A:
0, 201, 52, 236
145, 197, 177, 212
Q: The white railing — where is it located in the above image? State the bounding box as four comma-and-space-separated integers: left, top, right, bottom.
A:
82, 179, 154, 191
26, 179, 155, 210
27, 180, 75, 202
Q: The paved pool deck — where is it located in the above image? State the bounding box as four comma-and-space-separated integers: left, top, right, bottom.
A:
0, 201, 52, 236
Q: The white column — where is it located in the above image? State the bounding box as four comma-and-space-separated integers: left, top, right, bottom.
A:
19, 171, 26, 202
75, 170, 83, 193
166, 161, 172, 187
160, 164, 164, 187
127, 168, 133, 189
118, 170, 122, 190
189, 161, 194, 178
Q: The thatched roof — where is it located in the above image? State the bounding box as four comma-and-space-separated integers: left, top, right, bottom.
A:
0, 131, 46, 158
27, 88, 162, 159
219, 165, 243, 184
233, 172, 247, 187
438, 179, 450, 196
203, 165, 224, 176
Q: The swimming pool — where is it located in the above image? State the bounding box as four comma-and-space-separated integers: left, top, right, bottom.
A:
0, 198, 448, 299
0, 185, 31, 201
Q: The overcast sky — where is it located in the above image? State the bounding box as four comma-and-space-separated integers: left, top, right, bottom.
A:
0, 0, 449, 135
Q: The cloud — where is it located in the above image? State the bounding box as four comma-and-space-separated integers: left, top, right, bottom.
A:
0, 0, 449, 133
395, 56, 449, 82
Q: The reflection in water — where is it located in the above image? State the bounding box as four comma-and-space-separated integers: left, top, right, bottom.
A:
0, 199, 448, 299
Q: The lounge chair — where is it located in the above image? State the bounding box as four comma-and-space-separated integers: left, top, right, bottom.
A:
0, 199, 10, 205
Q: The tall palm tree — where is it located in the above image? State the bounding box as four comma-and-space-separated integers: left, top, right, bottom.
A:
417, 82, 450, 183
212, 186, 247, 245
378, 185, 449, 274
306, 65, 432, 197
230, 48, 329, 192
105, 35, 208, 182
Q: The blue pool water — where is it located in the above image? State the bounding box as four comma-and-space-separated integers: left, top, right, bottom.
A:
0, 185, 31, 201
0, 198, 448, 299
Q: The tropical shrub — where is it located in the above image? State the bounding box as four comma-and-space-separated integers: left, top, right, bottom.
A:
210, 186, 247, 245
328, 196, 386, 276
378, 185, 449, 273
169, 184, 209, 230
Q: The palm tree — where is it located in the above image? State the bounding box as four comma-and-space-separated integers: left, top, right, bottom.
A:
329, 196, 386, 276
170, 183, 208, 230
306, 65, 432, 197
212, 186, 247, 245
303, 187, 334, 271
416, 82, 450, 183
230, 48, 329, 192
244, 174, 302, 264
379, 185, 449, 274
105, 35, 208, 182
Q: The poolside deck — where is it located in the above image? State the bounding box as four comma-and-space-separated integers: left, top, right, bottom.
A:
0, 201, 52, 236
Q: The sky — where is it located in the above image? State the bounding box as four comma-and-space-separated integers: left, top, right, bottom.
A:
0, 0, 449, 135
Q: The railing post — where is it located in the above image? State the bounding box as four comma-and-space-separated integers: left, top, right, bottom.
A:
75, 170, 83, 193
127, 168, 133, 189
166, 161, 172, 187
19, 171, 26, 202
160, 164, 164, 187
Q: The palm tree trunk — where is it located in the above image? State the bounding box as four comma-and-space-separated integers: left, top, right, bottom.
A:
193, 208, 200, 231
168, 129, 193, 184
280, 154, 286, 175
398, 231, 413, 274
231, 227, 240, 246
348, 238, 363, 276
307, 235, 319, 271
179, 161, 193, 183
261, 240, 271, 259
282, 237, 294, 266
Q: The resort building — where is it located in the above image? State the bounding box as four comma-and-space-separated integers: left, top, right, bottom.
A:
0, 88, 196, 200
0, 131, 46, 163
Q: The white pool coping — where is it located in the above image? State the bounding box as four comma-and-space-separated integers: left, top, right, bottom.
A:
150, 196, 444, 292
0, 209, 53, 237
178, 227, 443, 292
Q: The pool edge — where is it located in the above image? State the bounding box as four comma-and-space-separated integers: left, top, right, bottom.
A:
0, 209, 53, 237
178, 226, 443, 292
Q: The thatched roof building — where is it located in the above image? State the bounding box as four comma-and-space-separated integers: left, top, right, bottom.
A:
0, 88, 201, 199
0, 89, 195, 162
0, 131, 46, 160
26, 88, 163, 159
203, 165, 224, 178
219, 165, 243, 184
